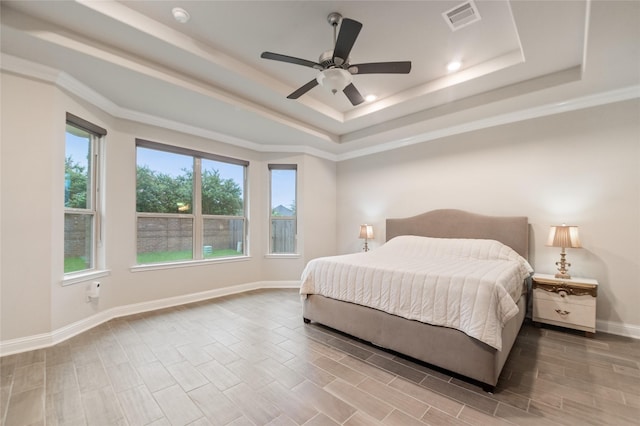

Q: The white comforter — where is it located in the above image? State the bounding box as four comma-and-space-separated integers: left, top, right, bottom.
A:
300, 236, 533, 350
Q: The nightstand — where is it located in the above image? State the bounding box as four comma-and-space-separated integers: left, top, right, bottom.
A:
532, 273, 598, 337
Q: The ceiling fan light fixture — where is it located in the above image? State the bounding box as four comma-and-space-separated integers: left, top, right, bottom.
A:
316, 68, 353, 94
171, 7, 190, 24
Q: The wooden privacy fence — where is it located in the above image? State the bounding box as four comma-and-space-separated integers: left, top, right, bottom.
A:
271, 219, 296, 253
136, 216, 245, 254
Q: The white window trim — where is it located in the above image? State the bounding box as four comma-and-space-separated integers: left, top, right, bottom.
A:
264, 254, 301, 259
130, 255, 251, 272
268, 164, 298, 255
64, 114, 106, 278
61, 269, 111, 286
135, 139, 249, 266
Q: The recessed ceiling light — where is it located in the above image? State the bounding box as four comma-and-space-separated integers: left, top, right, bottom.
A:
172, 7, 190, 24
365, 94, 377, 102
447, 61, 462, 72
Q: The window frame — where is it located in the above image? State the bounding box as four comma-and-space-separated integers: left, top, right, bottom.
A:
268, 164, 298, 255
63, 113, 107, 282
135, 139, 249, 267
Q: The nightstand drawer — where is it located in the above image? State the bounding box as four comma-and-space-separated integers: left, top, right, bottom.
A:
531, 274, 598, 335
533, 287, 596, 306
533, 294, 596, 329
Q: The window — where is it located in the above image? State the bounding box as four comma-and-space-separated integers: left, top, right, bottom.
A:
64, 113, 106, 275
269, 164, 297, 254
136, 139, 248, 265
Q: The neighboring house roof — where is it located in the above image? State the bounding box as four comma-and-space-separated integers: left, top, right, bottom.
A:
273, 205, 294, 216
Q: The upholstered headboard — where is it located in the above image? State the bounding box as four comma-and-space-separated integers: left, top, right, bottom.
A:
386, 209, 529, 259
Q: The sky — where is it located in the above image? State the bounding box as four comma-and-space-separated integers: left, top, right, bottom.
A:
65, 132, 90, 169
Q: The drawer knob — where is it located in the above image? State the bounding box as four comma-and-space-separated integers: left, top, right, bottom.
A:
555, 309, 570, 316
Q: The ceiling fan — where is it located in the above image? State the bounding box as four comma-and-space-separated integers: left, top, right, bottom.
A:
261, 12, 412, 106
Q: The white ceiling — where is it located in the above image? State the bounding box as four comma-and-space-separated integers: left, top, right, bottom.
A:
1, 1, 639, 160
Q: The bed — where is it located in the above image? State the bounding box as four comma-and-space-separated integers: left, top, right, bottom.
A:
300, 209, 532, 391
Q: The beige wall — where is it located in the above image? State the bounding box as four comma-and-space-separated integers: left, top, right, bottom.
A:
1, 74, 56, 339
0, 72, 337, 343
1, 69, 637, 345
259, 153, 337, 280
336, 99, 640, 332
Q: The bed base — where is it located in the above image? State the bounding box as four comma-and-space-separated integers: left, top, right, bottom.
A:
303, 293, 526, 391
301, 209, 530, 390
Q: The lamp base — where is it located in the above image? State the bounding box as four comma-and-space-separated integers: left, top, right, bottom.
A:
554, 271, 572, 279
554, 249, 572, 280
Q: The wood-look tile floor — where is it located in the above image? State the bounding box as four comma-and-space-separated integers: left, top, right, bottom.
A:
2, 288, 639, 426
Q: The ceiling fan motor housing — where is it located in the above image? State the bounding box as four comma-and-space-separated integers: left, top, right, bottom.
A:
319, 50, 348, 69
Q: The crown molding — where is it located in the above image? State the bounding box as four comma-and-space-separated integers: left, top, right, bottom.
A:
3, 53, 638, 164
1, 53, 60, 82
336, 84, 640, 161
0, 53, 339, 161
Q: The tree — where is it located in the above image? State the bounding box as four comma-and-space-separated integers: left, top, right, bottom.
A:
136, 166, 243, 215
136, 166, 192, 213
201, 169, 243, 215
65, 156, 88, 208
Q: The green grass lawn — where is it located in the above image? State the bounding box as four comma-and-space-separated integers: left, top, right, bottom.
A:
137, 250, 193, 264
65, 249, 242, 272
64, 257, 89, 273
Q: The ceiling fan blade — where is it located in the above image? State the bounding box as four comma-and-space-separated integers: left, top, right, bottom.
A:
332, 18, 362, 65
287, 79, 319, 99
343, 83, 364, 106
349, 61, 412, 74
261, 52, 322, 70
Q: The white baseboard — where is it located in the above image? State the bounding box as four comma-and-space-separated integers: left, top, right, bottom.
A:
2, 282, 637, 356
596, 319, 640, 340
0, 281, 299, 357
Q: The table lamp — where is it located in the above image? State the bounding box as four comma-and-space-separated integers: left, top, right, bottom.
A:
546, 224, 581, 279
359, 224, 374, 252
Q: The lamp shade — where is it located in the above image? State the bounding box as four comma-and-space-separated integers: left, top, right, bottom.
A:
546, 225, 581, 248
316, 68, 353, 94
359, 224, 374, 239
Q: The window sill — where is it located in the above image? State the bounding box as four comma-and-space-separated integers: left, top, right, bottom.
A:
264, 254, 301, 259
62, 269, 111, 286
130, 256, 251, 273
